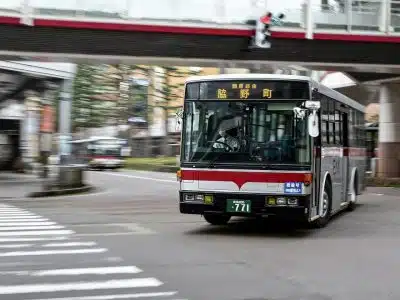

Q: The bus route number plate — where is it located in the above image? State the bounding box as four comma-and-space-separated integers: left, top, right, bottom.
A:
226, 199, 251, 213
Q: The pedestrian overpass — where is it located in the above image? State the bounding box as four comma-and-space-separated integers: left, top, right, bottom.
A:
0, 0, 399, 177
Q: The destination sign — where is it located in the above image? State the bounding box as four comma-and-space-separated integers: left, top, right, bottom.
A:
185, 80, 309, 100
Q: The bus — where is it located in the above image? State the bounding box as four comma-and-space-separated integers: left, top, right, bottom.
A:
70, 136, 126, 170
177, 74, 367, 228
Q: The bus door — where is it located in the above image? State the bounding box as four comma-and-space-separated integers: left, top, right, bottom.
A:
340, 110, 349, 203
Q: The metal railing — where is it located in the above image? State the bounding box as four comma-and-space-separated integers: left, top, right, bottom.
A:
0, 0, 399, 35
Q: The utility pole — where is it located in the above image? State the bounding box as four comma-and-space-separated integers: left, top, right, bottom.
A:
39, 81, 58, 179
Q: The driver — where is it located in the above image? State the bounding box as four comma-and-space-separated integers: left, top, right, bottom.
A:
213, 129, 240, 151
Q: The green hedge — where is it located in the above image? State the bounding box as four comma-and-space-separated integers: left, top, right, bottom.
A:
124, 157, 179, 173
366, 177, 400, 188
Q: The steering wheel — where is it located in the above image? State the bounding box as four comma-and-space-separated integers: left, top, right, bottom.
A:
208, 140, 234, 152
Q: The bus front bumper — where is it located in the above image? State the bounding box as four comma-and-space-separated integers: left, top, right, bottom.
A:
179, 191, 310, 221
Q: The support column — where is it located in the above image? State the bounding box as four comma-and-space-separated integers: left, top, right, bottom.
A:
59, 79, 73, 164
378, 83, 400, 178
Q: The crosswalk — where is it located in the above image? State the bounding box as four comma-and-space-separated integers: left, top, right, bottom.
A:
0, 204, 184, 300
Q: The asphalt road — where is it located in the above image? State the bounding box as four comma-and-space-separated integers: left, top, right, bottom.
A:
1, 170, 400, 300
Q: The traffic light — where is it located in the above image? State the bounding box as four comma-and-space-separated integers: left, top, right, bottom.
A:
252, 12, 285, 49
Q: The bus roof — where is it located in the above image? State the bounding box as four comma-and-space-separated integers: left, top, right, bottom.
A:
185, 73, 310, 83
184, 73, 365, 113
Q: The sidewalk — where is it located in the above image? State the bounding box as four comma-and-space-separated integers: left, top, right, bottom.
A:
0, 172, 45, 198
366, 186, 400, 197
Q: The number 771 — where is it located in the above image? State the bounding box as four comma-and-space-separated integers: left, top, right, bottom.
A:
234, 203, 248, 211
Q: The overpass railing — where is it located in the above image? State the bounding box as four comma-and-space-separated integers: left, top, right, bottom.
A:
0, 0, 399, 36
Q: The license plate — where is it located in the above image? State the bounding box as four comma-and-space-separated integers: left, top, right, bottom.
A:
226, 199, 251, 213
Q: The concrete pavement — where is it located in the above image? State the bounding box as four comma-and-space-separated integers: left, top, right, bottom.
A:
1, 170, 400, 300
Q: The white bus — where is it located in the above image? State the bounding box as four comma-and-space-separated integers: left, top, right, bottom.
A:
70, 136, 126, 170
177, 74, 367, 228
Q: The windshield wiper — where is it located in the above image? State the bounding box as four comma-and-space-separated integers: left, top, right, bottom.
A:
205, 151, 226, 168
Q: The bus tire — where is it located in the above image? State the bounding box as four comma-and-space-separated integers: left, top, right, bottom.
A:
203, 214, 231, 225
311, 182, 332, 228
347, 174, 358, 212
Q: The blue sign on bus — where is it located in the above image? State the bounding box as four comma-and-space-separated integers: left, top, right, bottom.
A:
284, 182, 302, 194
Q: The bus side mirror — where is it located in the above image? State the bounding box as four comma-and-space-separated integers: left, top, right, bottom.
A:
312, 88, 319, 101
308, 113, 319, 137
305, 101, 320, 138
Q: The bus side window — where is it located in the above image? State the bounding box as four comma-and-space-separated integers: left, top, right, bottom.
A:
348, 108, 354, 147
334, 104, 342, 145
327, 98, 335, 144
357, 110, 365, 147
342, 111, 349, 147
321, 96, 328, 144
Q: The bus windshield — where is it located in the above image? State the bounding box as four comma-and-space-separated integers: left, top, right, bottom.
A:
90, 142, 122, 157
182, 100, 311, 168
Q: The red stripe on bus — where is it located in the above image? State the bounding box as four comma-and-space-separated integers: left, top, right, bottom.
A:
348, 148, 367, 157
318, 147, 366, 157
181, 170, 307, 189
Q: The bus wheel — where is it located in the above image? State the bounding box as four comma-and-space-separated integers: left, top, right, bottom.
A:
203, 214, 231, 225
311, 182, 332, 228
347, 179, 358, 212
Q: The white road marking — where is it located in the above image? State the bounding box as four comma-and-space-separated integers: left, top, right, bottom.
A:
31, 266, 142, 276
0, 261, 46, 267
368, 193, 384, 196
0, 244, 33, 249
0, 230, 73, 236
0, 213, 37, 216
43, 242, 97, 247
29, 291, 178, 300
0, 236, 69, 242
0, 248, 107, 257
101, 172, 177, 183
0, 205, 181, 298
0, 271, 32, 275
0, 278, 163, 294
0, 225, 64, 231
74, 231, 156, 237
117, 223, 157, 234
0, 221, 56, 226
0, 209, 31, 213
0, 207, 33, 212
0, 216, 48, 220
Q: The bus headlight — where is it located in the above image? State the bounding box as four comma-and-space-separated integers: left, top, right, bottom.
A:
195, 194, 204, 201
287, 198, 298, 206
204, 195, 213, 205
276, 197, 287, 206
184, 194, 194, 201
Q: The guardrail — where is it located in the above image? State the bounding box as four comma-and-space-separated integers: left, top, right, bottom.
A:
0, 0, 399, 36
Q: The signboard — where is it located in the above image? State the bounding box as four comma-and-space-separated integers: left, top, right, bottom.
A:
284, 182, 302, 194
185, 80, 310, 100
40, 133, 52, 152
41, 105, 54, 133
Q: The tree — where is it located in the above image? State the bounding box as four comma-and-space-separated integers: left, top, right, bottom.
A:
72, 64, 103, 130
149, 66, 200, 156
72, 64, 123, 131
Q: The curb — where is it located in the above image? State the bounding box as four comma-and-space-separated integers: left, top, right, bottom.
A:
27, 185, 95, 198
124, 165, 179, 173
